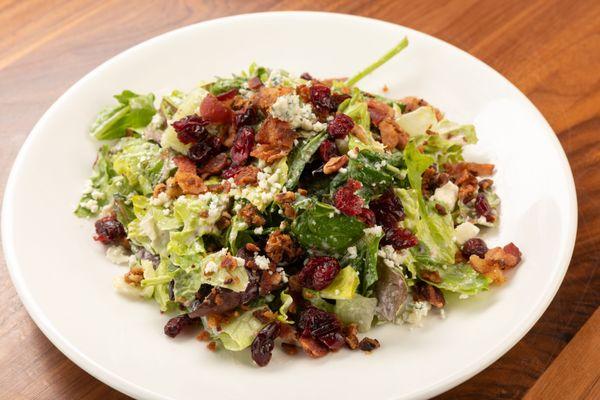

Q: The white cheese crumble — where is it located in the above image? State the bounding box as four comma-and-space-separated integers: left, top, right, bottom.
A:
106, 246, 130, 265
150, 191, 170, 206
347, 246, 358, 259
254, 255, 271, 270
81, 198, 99, 213
253, 226, 264, 234
270, 94, 326, 132
363, 225, 383, 236
204, 261, 219, 274
453, 222, 480, 245
378, 245, 407, 269
431, 181, 459, 211
402, 300, 431, 325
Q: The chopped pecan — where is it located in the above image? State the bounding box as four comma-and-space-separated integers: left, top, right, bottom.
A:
419, 269, 442, 284
344, 323, 360, 350
215, 211, 232, 230
172, 156, 207, 195
196, 330, 211, 341
422, 166, 450, 198
265, 230, 302, 264
197, 152, 230, 179
413, 281, 445, 308
358, 337, 380, 352
250, 117, 297, 163
233, 165, 260, 186
152, 183, 167, 197
479, 178, 494, 190
282, 203, 296, 219
454, 169, 479, 203
124, 266, 144, 286
245, 242, 261, 253
323, 155, 349, 175
220, 254, 238, 271
238, 204, 265, 227
281, 343, 299, 355
259, 270, 283, 296
252, 308, 277, 324
275, 191, 296, 204
252, 86, 293, 110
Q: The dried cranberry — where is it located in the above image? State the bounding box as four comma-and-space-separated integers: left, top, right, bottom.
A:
318, 140, 339, 162
298, 256, 341, 291
309, 84, 333, 114
221, 165, 242, 179
94, 215, 126, 245
357, 208, 376, 227
474, 193, 494, 222
300, 72, 313, 80
461, 238, 488, 259
230, 127, 255, 166
172, 115, 207, 144
200, 94, 231, 124
251, 322, 280, 367
382, 227, 419, 250
327, 113, 354, 139
188, 135, 222, 164
333, 179, 364, 217
234, 106, 260, 127
370, 189, 405, 228
164, 314, 192, 338
216, 88, 238, 101
298, 307, 345, 351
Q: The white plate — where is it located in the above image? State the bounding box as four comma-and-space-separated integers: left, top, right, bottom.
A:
2, 12, 577, 400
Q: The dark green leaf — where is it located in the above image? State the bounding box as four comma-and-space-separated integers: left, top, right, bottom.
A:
285, 132, 327, 190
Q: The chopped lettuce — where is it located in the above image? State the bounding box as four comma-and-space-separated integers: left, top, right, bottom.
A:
334, 294, 377, 332
285, 132, 327, 190
395, 106, 438, 138
342, 226, 384, 296
277, 291, 294, 323
216, 307, 267, 351
417, 262, 490, 295
339, 89, 385, 153
112, 137, 164, 195
90, 90, 156, 141
75, 146, 114, 217
291, 200, 365, 253
226, 215, 250, 255
320, 266, 360, 300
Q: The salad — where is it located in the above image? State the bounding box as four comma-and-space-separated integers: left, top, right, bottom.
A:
76, 38, 522, 366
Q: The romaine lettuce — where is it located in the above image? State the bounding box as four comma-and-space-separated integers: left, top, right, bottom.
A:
334, 294, 377, 332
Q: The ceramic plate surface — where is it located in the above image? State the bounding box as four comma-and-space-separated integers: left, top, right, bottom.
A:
2, 12, 577, 400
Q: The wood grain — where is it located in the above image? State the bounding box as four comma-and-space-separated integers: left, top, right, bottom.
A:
0, 0, 598, 399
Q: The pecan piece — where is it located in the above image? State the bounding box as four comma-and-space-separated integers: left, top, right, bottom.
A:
265, 230, 302, 264
413, 281, 445, 308
323, 155, 349, 175
238, 204, 265, 227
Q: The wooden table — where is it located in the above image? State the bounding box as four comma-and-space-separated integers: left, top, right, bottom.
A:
0, 1, 598, 398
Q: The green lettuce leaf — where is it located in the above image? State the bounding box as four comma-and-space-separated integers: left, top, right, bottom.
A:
320, 266, 359, 300
112, 137, 164, 195
277, 291, 294, 324
216, 307, 267, 351
285, 131, 327, 190
161, 87, 209, 154
417, 262, 490, 295
75, 145, 114, 217
334, 294, 377, 332
341, 226, 384, 296
291, 200, 365, 253
90, 90, 156, 140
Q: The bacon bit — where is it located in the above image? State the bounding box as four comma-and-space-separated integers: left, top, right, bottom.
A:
207, 180, 231, 194
419, 269, 442, 284
196, 330, 211, 341
152, 183, 167, 197
197, 152, 230, 179
469, 243, 522, 284
247, 76, 263, 90
296, 84, 311, 103
367, 99, 394, 126
275, 191, 296, 204
452, 169, 478, 203
206, 341, 217, 352
344, 324, 360, 350
233, 165, 260, 186
358, 337, 380, 352
200, 94, 232, 124
215, 212, 231, 230
220, 255, 238, 271
413, 281, 445, 308
279, 322, 299, 344
173, 156, 207, 195
282, 203, 296, 219
253, 309, 276, 324
250, 117, 297, 163
323, 155, 349, 175
265, 230, 302, 264
281, 343, 299, 356
245, 242, 261, 253
238, 204, 266, 227
299, 336, 328, 358
445, 162, 495, 177
379, 118, 409, 150
382, 85, 389, 93
252, 86, 293, 110
259, 270, 283, 296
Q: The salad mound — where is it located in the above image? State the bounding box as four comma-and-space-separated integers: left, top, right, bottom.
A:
76, 38, 522, 366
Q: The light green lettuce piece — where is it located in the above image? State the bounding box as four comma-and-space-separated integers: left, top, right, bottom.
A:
127, 195, 181, 255
341, 226, 384, 296
226, 215, 250, 255
216, 307, 267, 351
140, 259, 175, 312
395, 188, 419, 231
339, 89, 385, 153
431, 119, 477, 144
320, 266, 359, 300
167, 230, 205, 269
75, 146, 113, 217
418, 262, 490, 295
396, 106, 438, 138
161, 87, 209, 154
112, 137, 164, 195
334, 294, 377, 332
90, 90, 156, 141
277, 291, 294, 324
302, 289, 335, 313
173, 192, 228, 235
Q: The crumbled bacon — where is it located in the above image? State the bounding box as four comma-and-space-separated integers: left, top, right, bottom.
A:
197, 152, 230, 179
238, 204, 265, 227
343, 324, 360, 350
232, 165, 260, 186
200, 94, 232, 124
379, 118, 409, 150
250, 117, 297, 163
172, 156, 207, 195
367, 99, 394, 126
421, 166, 449, 198
445, 162, 495, 177
252, 86, 293, 110
265, 230, 302, 264
469, 243, 522, 284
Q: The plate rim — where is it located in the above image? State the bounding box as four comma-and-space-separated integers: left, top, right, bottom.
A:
1, 11, 578, 400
